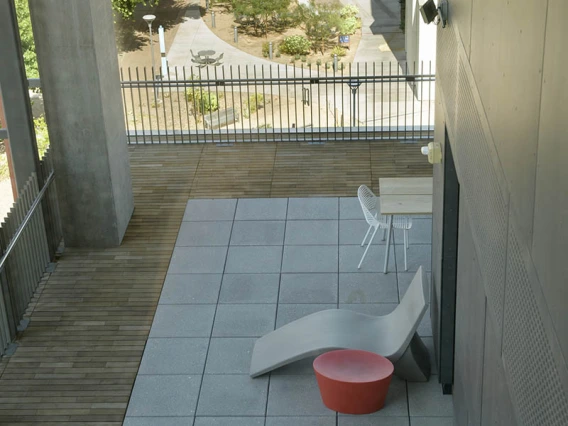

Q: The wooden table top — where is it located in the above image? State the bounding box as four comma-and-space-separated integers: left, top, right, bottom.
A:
379, 177, 433, 195
379, 177, 433, 215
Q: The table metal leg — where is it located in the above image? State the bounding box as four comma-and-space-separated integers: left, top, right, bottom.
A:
383, 215, 393, 273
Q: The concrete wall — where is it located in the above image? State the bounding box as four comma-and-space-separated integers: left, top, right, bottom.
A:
433, 0, 568, 423
29, 0, 134, 247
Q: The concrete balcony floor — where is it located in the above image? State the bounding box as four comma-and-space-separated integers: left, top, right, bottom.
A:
0, 142, 437, 424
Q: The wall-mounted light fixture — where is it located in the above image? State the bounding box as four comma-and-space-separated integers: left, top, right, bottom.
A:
421, 142, 442, 164
420, 0, 448, 28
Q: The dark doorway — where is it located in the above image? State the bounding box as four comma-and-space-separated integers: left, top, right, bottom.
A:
438, 128, 460, 394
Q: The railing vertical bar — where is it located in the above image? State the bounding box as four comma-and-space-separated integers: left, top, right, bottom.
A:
134, 68, 146, 144
0, 225, 17, 334
32, 173, 50, 272
196, 66, 204, 142
404, 62, 408, 140
212, 65, 220, 143
229, 66, 238, 140
166, 69, 175, 143
261, 65, 268, 141
428, 61, 432, 139
237, 66, 244, 143
300, 64, 306, 142
419, 62, 423, 140
126, 69, 137, 142
411, 61, 415, 139
141, 68, 153, 144
285, 65, 290, 141
174, 68, 182, 140
6, 210, 23, 317
372, 62, 376, 139
277, 65, 283, 137
309, 65, 314, 143
120, 69, 131, 142
13, 189, 30, 311
20, 180, 34, 300
254, 65, 260, 142
269, 65, 275, 140
293, 65, 299, 143
332, 62, 337, 141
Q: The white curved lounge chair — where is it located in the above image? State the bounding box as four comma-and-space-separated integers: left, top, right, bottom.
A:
250, 267, 431, 381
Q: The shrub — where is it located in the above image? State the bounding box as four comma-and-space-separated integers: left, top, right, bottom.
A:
262, 42, 270, 57
275, 51, 281, 58
325, 62, 331, 69
279, 35, 312, 55
258, 123, 272, 129
338, 16, 360, 35
294, 54, 301, 61
306, 61, 311, 67
247, 93, 264, 114
300, 55, 307, 62
186, 88, 219, 114
340, 4, 359, 19
331, 45, 347, 57
316, 59, 322, 66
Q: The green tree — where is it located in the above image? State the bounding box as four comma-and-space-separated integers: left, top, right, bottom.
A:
232, 0, 291, 36
111, 0, 159, 19
15, 0, 38, 78
295, 0, 342, 54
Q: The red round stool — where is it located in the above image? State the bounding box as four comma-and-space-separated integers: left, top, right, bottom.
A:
313, 349, 394, 414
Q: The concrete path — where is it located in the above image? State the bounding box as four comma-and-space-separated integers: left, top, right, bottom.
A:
167, 4, 282, 71
346, 0, 406, 63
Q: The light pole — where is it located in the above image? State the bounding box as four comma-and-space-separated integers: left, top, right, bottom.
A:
143, 14, 159, 103
347, 79, 361, 127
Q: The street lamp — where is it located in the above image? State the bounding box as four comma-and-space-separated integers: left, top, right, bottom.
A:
347, 79, 361, 127
143, 14, 159, 103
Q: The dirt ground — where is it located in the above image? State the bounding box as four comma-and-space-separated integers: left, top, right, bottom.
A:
200, 0, 361, 67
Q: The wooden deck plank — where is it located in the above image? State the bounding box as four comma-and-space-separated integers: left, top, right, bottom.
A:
0, 142, 431, 424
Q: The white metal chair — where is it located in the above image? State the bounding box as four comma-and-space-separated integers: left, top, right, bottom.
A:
357, 185, 389, 269
393, 216, 413, 271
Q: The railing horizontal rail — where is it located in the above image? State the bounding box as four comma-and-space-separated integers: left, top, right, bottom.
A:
120, 61, 436, 145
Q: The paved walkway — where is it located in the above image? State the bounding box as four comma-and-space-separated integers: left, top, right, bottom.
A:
124, 196, 453, 426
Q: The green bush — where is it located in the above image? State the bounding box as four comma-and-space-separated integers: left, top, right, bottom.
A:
300, 55, 307, 62
186, 87, 219, 114
247, 93, 264, 114
316, 59, 322, 66
262, 42, 270, 57
338, 16, 360, 35
275, 51, 281, 58
279, 35, 312, 55
294, 54, 301, 61
325, 62, 331, 69
34, 116, 50, 158
331, 45, 347, 57
340, 4, 359, 19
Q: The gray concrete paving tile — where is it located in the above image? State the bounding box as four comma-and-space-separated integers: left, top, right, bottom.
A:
340, 219, 388, 245
339, 417, 410, 425
270, 356, 318, 375
123, 418, 193, 426
176, 221, 233, 246
340, 197, 363, 220
279, 273, 338, 303
138, 338, 208, 375
169, 246, 228, 274
149, 305, 216, 338
287, 197, 339, 220
393, 218, 432, 245
235, 198, 288, 220
266, 417, 336, 425
183, 199, 237, 221
230, 220, 285, 245
395, 244, 431, 272
126, 375, 201, 417
284, 220, 338, 245
159, 274, 222, 304
410, 417, 454, 426
339, 244, 397, 273
212, 304, 276, 337
267, 375, 335, 416
205, 338, 256, 374
225, 246, 283, 273
338, 377, 409, 417
339, 272, 399, 303
195, 418, 264, 426
219, 273, 280, 304
408, 376, 453, 417
276, 304, 336, 328
197, 375, 269, 416
282, 245, 338, 273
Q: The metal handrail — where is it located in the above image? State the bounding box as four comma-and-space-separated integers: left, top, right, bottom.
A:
0, 170, 55, 272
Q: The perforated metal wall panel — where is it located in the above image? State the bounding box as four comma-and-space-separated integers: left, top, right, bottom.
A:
453, 61, 508, 338
503, 227, 568, 426
436, 26, 458, 131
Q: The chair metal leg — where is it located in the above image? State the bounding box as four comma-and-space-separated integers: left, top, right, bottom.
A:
358, 226, 379, 269
404, 241, 408, 271
382, 227, 387, 241
405, 229, 409, 249
383, 216, 393, 273
361, 224, 373, 247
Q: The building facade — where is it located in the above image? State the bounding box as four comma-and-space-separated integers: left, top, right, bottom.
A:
431, 0, 568, 424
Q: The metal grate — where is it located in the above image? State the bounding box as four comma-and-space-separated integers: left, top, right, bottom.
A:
503, 227, 568, 426
454, 62, 508, 334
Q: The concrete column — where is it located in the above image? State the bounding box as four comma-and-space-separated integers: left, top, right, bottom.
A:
29, 0, 134, 247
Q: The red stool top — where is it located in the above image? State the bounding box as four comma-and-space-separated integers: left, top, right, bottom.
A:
313, 349, 394, 383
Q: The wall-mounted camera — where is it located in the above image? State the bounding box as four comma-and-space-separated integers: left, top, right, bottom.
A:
420, 0, 448, 28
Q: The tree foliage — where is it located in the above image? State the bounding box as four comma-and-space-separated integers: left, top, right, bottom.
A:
15, 0, 38, 78
111, 0, 159, 19
232, 0, 292, 36
294, 0, 342, 54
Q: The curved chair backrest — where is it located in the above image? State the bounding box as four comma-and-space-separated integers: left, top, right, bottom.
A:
358, 185, 387, 226
384, 266, 428, 358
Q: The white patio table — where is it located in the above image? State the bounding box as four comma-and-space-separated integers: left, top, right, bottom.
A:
379, 177, 433, 273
